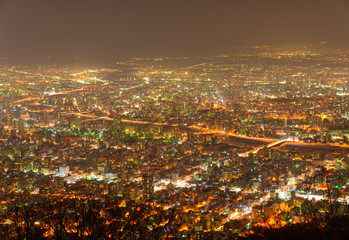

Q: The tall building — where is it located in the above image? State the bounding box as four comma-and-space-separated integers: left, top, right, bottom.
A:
0, 125, 6, 139
59, 166, 70, 177
17, 118, 25, 135
42, 110, 49, 124
142, 173, 154, 199
13, 106, 21, 119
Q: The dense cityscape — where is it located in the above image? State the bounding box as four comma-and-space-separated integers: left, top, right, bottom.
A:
0, 46, 349, 239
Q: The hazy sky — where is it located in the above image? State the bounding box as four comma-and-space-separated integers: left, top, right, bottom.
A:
0, 0, 349, 58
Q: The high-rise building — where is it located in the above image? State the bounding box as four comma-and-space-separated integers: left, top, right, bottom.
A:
171, 172, 179, 182
13, 106, 21, 119
17, 118, 25, 135
142, 173, 154, 199
42, 110, 49, 124
58, 166, 70, 177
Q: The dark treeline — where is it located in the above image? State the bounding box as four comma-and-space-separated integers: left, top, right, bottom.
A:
1, 194, 349, 240
0, 196, 181, 240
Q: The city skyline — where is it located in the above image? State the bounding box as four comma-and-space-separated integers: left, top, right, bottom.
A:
1, 47, 349, 239
1, 1, 349, 239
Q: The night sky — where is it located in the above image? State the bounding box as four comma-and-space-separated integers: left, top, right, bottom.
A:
0, 0, 349, 59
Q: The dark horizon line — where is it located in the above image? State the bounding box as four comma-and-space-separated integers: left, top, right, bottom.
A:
1, 41, 349, 66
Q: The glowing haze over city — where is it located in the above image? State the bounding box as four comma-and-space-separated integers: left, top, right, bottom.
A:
0, 1, 349, 239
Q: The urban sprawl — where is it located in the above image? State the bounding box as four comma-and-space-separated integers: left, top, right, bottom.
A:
1, 46, 349, 239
